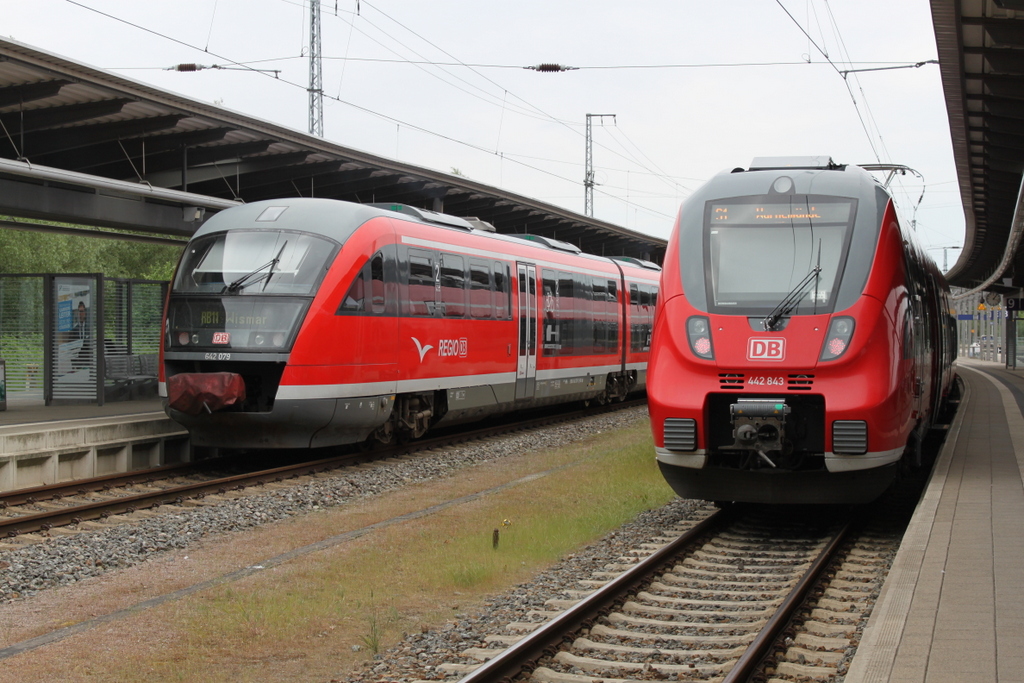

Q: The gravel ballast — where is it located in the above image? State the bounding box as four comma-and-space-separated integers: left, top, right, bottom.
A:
342, 496, 707, 682
0, 407, 655, 604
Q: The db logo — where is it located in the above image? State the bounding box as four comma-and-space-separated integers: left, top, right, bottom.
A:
212, 332, 231, 345
747, 338, 785, 361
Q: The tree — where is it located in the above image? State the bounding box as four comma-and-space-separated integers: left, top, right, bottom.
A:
0, 225, 182, 280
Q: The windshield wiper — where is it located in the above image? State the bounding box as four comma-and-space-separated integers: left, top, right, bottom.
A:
225, 242, 288, 293
762, 265, 821, 331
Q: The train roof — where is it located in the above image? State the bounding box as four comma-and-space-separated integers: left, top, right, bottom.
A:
748, 156, 843, 171
191, 196, 657, 274
691, 158, 885, 203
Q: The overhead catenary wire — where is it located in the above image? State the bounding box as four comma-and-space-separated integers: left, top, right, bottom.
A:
94, 0, 938, 226
773, 0, 882, 162
65, 0, 686, 224
125, 55, 931, 72
350, 0, 711, 195
774, 0, 943, 239
69, 0, 677, 224
58, 0, 945, 241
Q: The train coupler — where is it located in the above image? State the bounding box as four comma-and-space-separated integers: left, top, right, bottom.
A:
729, 398, 791, 452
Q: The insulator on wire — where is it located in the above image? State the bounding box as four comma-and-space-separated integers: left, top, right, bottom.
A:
526, 63, 577, 72
169, 63, 205, 72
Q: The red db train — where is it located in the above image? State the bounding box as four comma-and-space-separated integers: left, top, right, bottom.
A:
648, 157, 956, 504
159, 198, 659, 449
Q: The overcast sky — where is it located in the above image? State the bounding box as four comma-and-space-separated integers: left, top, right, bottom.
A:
5, 0, 964, 268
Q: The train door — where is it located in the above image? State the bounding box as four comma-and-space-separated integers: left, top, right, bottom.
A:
516, 263, 538, 399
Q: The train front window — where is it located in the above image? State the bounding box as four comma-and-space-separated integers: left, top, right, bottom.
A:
704, 196, 856, 315
174, 230, 337, 295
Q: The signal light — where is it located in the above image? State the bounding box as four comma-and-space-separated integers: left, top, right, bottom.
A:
687, 316, 714, 360
820, 316, 855, 361
826, 337, 846, 356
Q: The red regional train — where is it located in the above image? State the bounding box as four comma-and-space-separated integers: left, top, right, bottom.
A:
159, 198, 660, 449
648, 157, 956, 504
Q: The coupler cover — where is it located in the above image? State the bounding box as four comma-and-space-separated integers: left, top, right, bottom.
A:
167, 372, 246, 416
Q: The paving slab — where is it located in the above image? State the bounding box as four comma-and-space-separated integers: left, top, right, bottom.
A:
846, 359, 1024, 683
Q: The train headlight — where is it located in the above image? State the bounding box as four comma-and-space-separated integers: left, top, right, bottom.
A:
178, 332, 190, 346
686, 316, 714, 360
820, 316, 855, 361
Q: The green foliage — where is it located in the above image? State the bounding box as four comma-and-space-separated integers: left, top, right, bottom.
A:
0, 225, 182, 279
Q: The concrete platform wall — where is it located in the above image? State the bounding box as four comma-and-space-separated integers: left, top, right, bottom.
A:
0, 414, 189, 491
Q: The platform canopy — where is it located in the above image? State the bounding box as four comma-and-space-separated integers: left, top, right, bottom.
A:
933, 0, 1024, 293
0, 38, 665, 262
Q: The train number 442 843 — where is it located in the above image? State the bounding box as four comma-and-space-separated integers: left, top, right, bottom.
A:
747, 376, 784, 386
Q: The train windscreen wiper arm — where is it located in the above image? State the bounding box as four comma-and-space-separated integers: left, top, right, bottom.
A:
762, 265, 821, 331
260, 242, 288, 292
224, 242, 288, 293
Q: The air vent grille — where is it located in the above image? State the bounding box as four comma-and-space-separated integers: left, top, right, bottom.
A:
833, 420, 868, 455
664, 418, 697, 452
719, 373, 744, 389
787, 374, 815, 390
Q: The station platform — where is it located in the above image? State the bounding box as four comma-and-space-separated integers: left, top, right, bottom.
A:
847, 359, 1024, 683
0, 397, 164, 427
0, 397, 188, 492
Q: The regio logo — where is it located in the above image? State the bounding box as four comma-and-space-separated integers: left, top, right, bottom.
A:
438, 338, 468, 358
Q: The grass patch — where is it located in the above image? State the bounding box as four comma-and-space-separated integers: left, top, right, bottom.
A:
100, 418, 674, 682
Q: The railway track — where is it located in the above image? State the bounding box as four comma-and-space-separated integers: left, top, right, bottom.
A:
0, 399, 644, 541
440, 505, 856, 683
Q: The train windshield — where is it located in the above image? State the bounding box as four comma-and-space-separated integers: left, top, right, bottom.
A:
173, 230, 337, 295
704, 196, 857, 315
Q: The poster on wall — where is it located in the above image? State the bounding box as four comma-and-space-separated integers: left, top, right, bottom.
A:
56, 281, 93, 377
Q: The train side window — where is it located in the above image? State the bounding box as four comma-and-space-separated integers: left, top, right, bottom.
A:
641, 285, 655, 350
369, 253, 385, 314
575, 272, 593, 356
630, 287, 639, 351
542, 269, 560, 354
440, 253, 465, 317
408, 249, 435, 316
338, 252, 389, 315
470, 260, 492, 319
559, 271, 575, 355
593, 278, 607, 351
494, 261, 511, 319
608, 280, 619, 348
519, 272, 527, 355
338, 265, 366, 313
902, 308, 914, 359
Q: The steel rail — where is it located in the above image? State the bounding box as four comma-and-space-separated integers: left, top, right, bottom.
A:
458, 511, 852, 683
458, 507, 732, 683
722, 519, 853, 682
0, 461, 205, 508
1, 399, 644, 538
